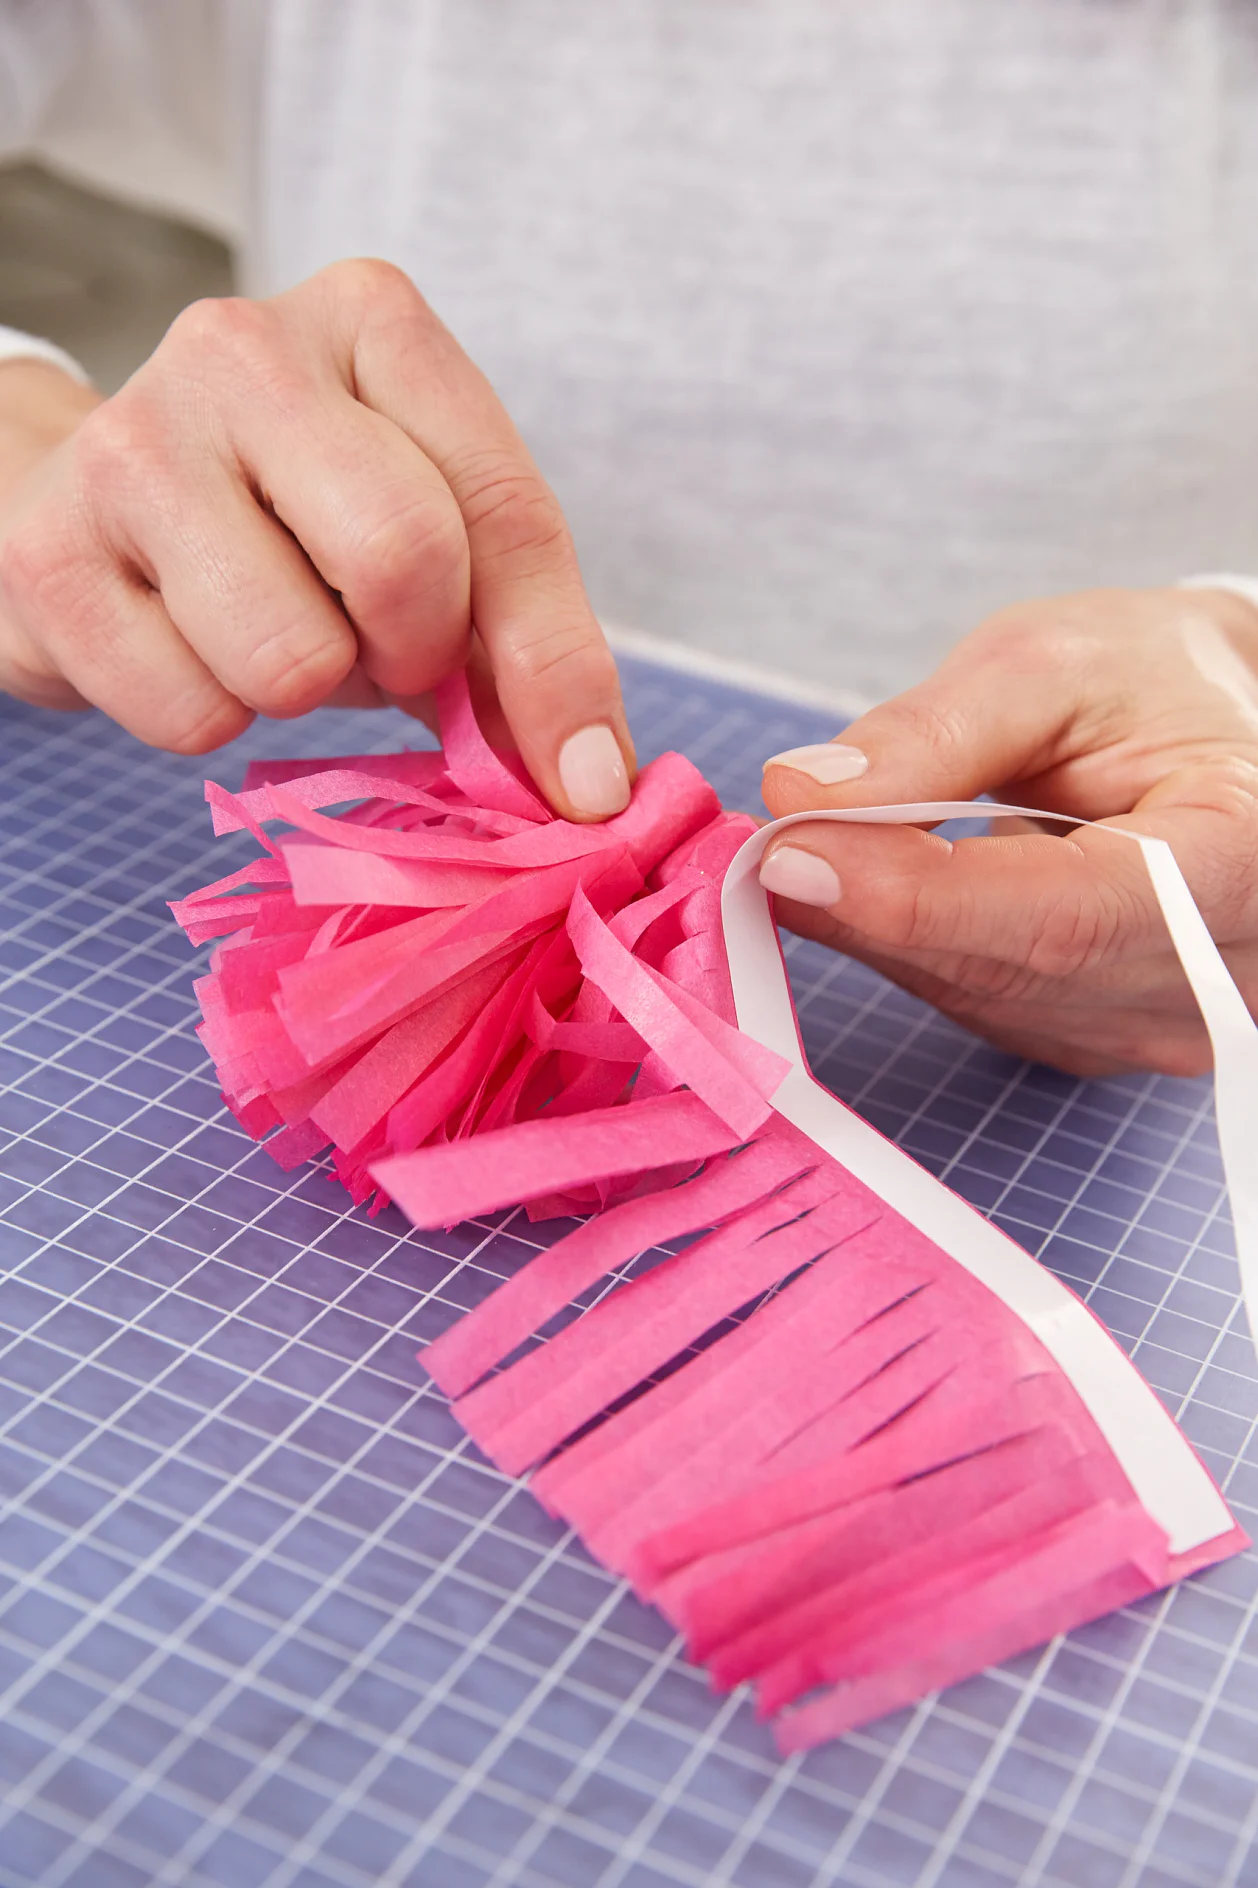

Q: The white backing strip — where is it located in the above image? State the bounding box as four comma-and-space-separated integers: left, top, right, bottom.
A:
722, 802, 1252, 1556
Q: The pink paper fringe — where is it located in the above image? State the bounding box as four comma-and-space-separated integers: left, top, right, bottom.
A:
171, 677, 1244, 1751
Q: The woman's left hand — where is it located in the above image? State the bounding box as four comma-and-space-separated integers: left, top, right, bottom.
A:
759, 586, 1258, 1076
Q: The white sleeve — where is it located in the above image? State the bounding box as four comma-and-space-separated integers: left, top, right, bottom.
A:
0, 323, 91, 385
1180, 573, 1258, 613
0, 0, 238, 240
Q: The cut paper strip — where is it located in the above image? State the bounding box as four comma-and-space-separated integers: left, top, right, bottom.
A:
433, 672, 550, 822
626, 1369, 1081, 1590
282, 840, 517, 910
534, 1242, 943, 1559
373, 1089, 744, 1232
454, 1176, 882, 1478
565, 887, 785, 1139
423, 1126, 816, 1400
213, 768, 495, 838
171, 686, 1252, 1750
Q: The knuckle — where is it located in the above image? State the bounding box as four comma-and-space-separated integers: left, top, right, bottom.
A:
0, 588, 65, 700
950, 956, 1045, 1005
499, 619, 618, 695
883, 690, 973, 769
163, 294, 278, 371
882, 874, 938, 952
161, 692, 253, 756
0, 520, 59, 618
973, 602, 1100, 677
1024, 881, 1127, 980
1205, 755, 1258, 803
72, 394, 164, 496
317, 260, 444, 383
842, 837, 955, 954
1198, 834, 1258, 940
323, 256, 421, 311
318, 257, 427, 327
456, 456, 570, 573
1141, 760, 1258, 939
844, 865, 942, 957
344, 492, 468, 619
160, 297, 305, 413
0, 513, 92, 632
238, 624, 355, 718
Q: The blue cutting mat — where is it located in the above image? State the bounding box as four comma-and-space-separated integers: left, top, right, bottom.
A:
1, 658, 1256, 1888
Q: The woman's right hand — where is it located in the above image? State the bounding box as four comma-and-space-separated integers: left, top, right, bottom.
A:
0, 260, 634, 819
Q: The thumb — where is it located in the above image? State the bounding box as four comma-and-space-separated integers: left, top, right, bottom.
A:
761, 642, 1082, 817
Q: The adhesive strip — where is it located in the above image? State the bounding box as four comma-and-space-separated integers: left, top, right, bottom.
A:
722, 802, 1256, 1556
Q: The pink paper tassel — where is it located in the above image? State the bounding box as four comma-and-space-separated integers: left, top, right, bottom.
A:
171, 676, 1246, 1750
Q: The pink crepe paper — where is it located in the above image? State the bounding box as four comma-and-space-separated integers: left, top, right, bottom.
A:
171, 674, 1245, 1751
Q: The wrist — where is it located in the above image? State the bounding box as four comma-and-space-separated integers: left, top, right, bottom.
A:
0, 360, 101, 504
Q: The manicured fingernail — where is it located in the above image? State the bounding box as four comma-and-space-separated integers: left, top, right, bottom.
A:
762, 742, 868, 786
558, 724, 631, 817
759, 845, 841, 908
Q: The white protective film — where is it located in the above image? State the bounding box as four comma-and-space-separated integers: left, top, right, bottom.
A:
722, 803, 1257, 1555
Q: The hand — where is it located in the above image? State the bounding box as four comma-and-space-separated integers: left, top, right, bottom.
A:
0, 263, 634, 819
759, 587, 1258, 1076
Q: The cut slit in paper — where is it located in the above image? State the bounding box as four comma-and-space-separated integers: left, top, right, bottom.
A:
170, 680, 1251, 1750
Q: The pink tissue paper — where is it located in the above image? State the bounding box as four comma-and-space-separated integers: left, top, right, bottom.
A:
170, 675, 1245, 1752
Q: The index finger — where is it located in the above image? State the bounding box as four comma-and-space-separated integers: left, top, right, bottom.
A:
758, 757, 1258, 978
328, 263, 636, 819
760, 816, 1169, 983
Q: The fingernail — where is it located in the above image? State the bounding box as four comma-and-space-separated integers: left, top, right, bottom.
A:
558, 724, 631, 817
762, 742, 868, 786
759, 845, 841, 908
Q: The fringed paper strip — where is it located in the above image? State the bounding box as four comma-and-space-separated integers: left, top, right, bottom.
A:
171, 679, 1248, 1751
